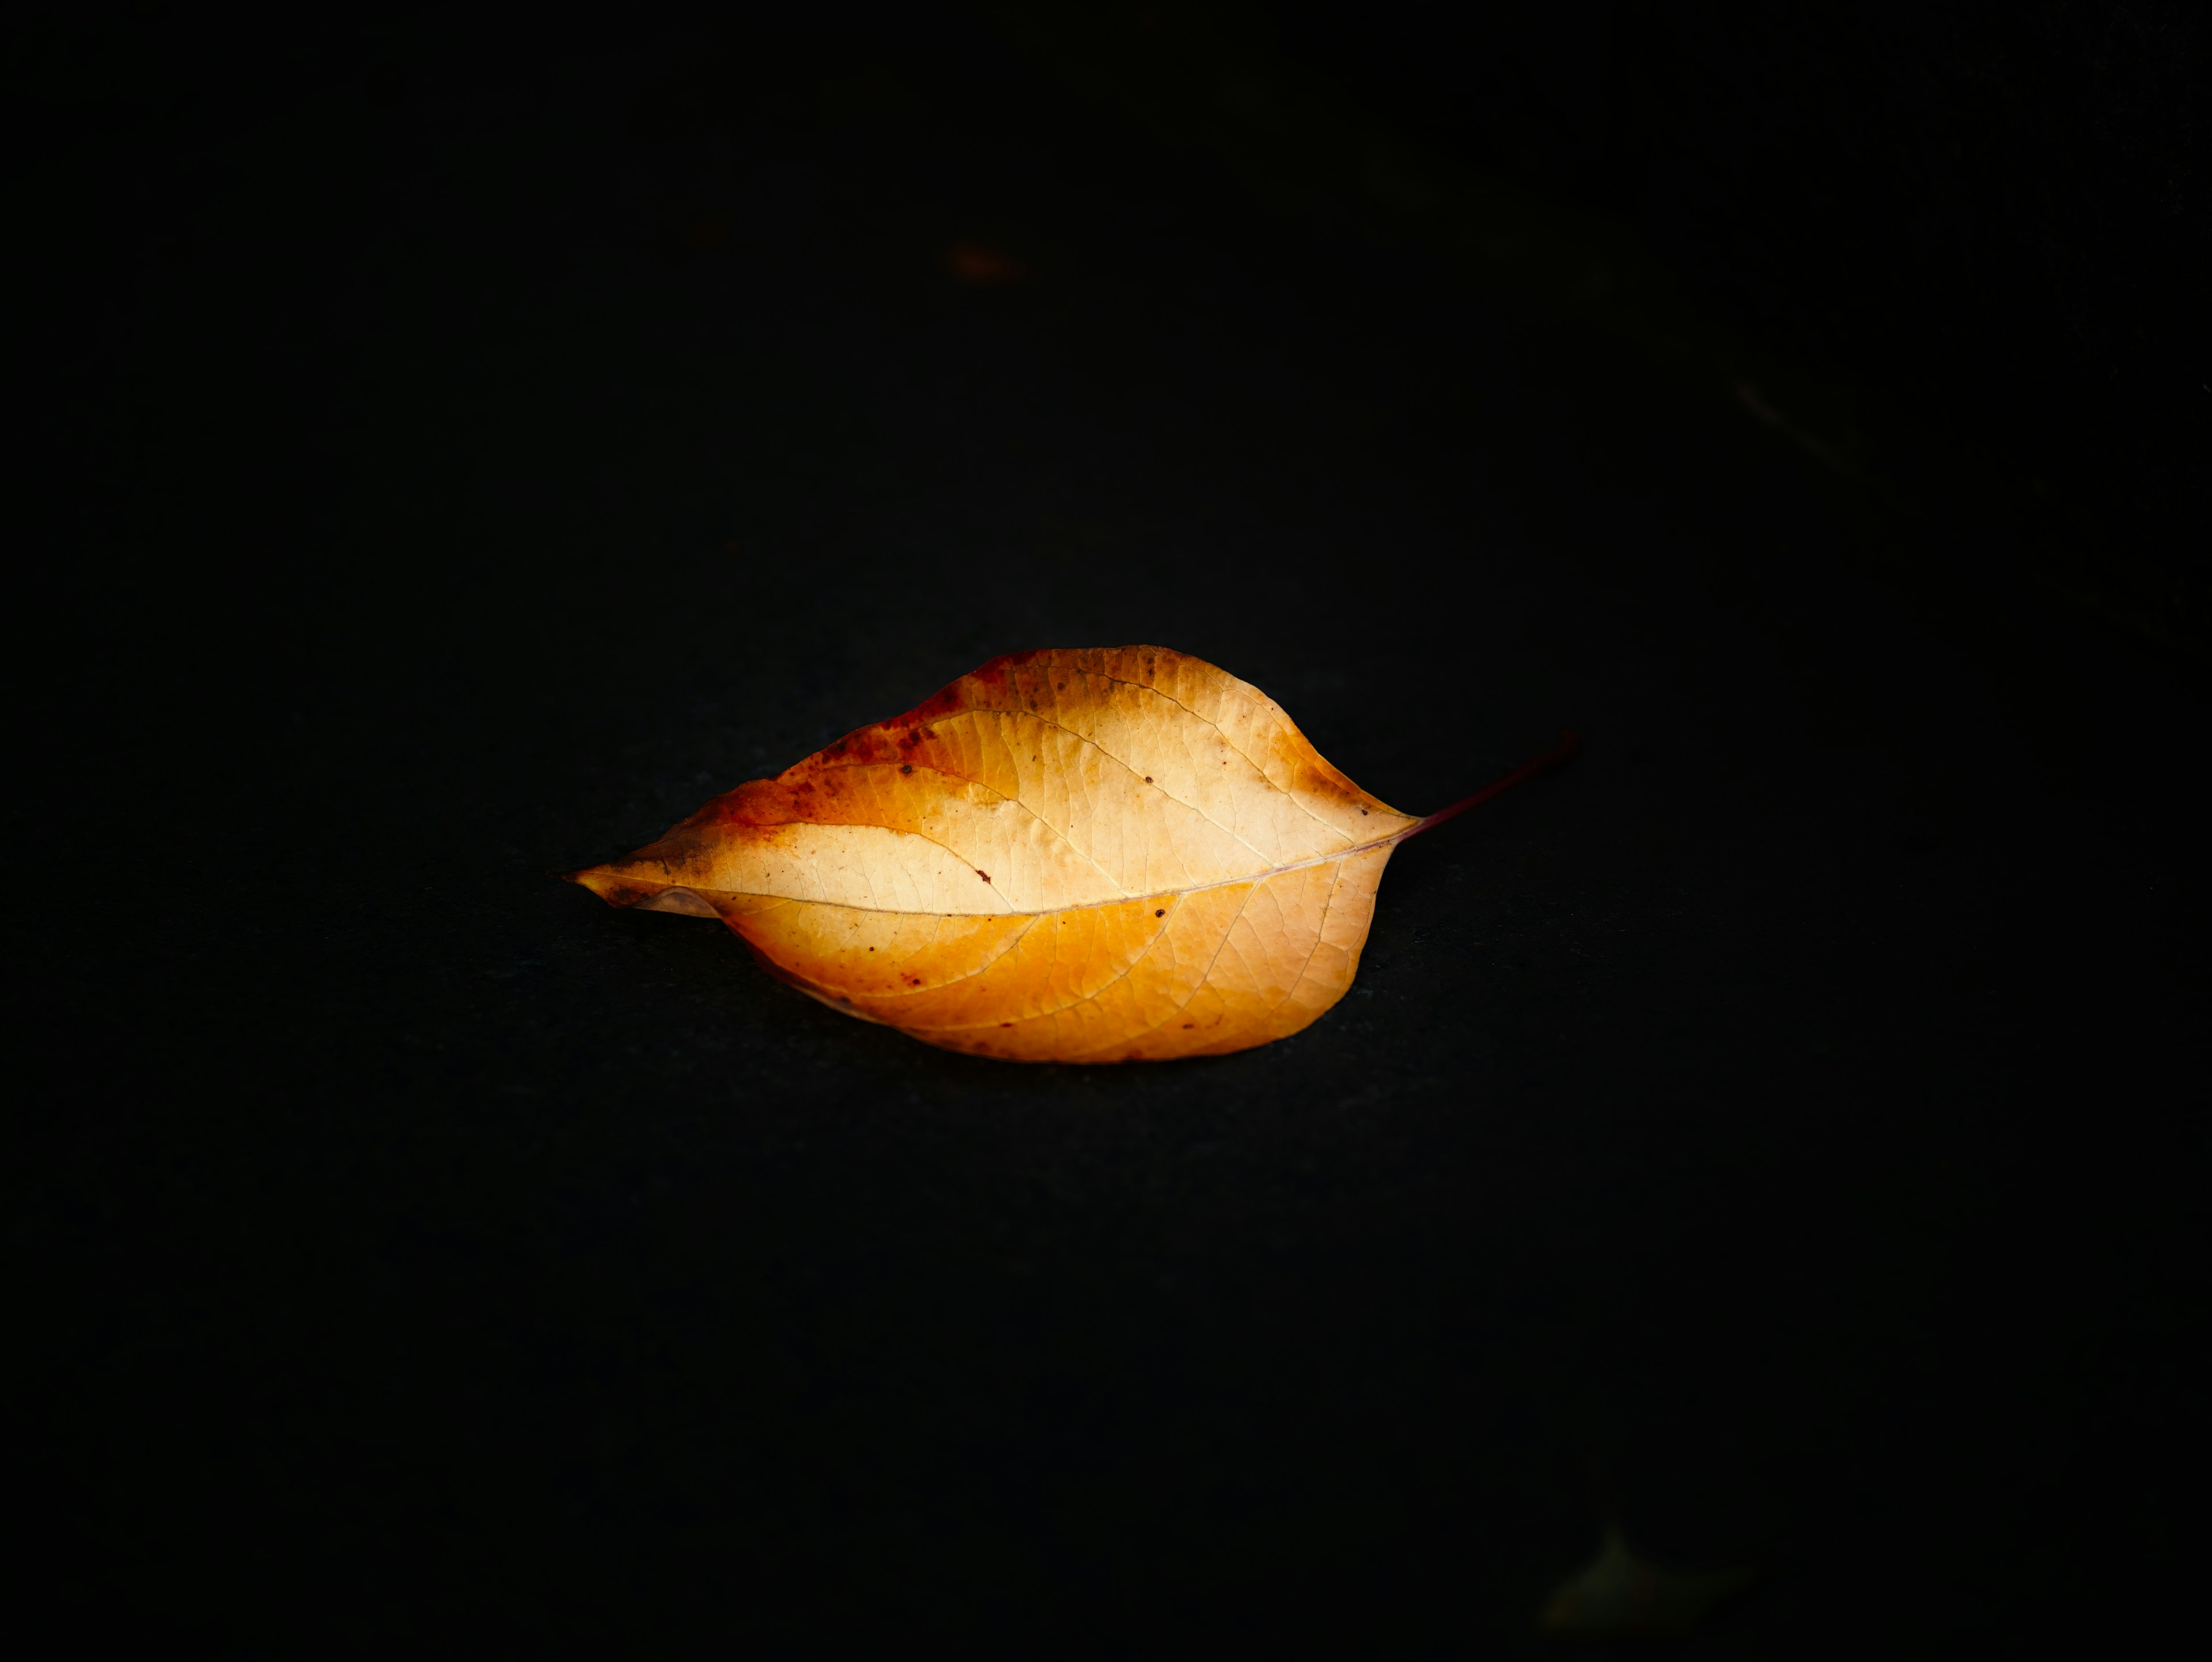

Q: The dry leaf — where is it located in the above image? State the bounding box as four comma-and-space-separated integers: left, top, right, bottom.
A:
566, 646, 1571, 1062
1537, 1524, 1753, 1638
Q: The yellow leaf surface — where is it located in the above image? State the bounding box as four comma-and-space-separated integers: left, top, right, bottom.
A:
566, 646, 1569, 1062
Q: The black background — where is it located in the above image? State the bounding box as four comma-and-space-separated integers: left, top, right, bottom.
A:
1266, 0, 2210, 600
16, 2, 2207, 1650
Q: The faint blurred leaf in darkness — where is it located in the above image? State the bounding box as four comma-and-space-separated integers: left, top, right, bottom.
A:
1537, 1522, 1753, 1638
945, 241, 1033, 285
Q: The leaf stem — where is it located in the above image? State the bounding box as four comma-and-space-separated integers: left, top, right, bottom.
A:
1395, 730, 1581, 843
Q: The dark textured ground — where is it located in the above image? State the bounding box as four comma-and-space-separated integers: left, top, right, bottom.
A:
16, 6, 2207, 1652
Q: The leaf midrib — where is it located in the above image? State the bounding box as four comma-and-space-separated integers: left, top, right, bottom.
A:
652, 824, 1409, 920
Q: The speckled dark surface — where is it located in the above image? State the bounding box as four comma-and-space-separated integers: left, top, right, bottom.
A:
19, 6, 2206, 1650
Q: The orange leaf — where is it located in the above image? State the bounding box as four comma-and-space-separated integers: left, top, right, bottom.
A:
566, 647, 1573, 1063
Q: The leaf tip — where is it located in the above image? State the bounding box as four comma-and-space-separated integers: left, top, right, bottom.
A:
560, 866, 644, 908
